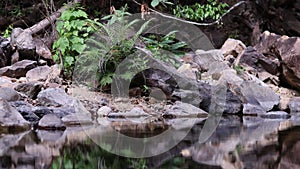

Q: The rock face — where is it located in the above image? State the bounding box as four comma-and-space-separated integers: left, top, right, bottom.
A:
0, 98, 30, 131
0, 60, 37, 78
255, 31, 300, 91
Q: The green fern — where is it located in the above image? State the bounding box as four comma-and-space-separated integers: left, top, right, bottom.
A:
74, 10, 152, 90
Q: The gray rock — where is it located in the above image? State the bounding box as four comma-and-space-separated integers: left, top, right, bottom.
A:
289, 97, 300, 113
11, 28, 36, 61
10, 101, 39, 122
163, 101, 208, 118
0, 60, 37, 78
14, 82, 43, 99
126, 107, 149, 117
0, 36, 12, 68
38, 114, 65, 130
243, 103, 266, 115
0, 87, 20, 101
240, 82, 280, 111
37, 88, 74, 107
0, 98, 30, 131
62, 113, 93, 126
97, 106, 112, 117
26, 65, 52, 82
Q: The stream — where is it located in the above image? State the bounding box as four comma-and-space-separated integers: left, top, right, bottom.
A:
1, 114, 300, 169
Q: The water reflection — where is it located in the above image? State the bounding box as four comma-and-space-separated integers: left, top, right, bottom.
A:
0, 116, 300, 169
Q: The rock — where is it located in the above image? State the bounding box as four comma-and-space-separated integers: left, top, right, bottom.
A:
37, 88, 73, 107
97, 106, 112, 117
163, 101, 208, 118
289, 97, 300, 113
0, 87, 20, 101
177, 64, 197, 80
62, 113, 93, 126
0, 76, 15, 88
240, 82, 280, 112
238, 46, 280, 77
33, 38, 52, 61
125, 107, 149, 117
10, 101, 39, 122
194, 49, 224, 71
255, 31, 300, 91
0, 36, 12, 68
26, 65, 52, 82
221, 38, 246, 57
0, 60, 37, 78
243, 103, 266, 115
38, 114, 65, 130
32, 106, 53, 118
0, 98, 30, 131
11, 28, 36, 61
14, 82, 43, 99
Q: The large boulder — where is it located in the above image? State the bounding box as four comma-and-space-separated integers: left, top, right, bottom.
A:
37, 88, 90, 116
255, 31, 300, 91
0, 98, 30, 131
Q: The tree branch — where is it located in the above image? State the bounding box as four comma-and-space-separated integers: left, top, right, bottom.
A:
131, 0, 246, 26
25, 0, 82, 35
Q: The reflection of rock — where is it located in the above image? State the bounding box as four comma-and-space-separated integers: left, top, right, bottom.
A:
0, 99, 30, 131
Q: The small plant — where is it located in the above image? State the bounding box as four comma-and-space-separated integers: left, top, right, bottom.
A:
52, 4, 99, 77
2, 25, 13, 38
234, 65, 245, 74
173, 0, 229, 22
142, 31, 187, 68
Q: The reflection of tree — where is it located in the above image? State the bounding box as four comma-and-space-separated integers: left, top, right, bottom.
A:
51, 140, 148, 169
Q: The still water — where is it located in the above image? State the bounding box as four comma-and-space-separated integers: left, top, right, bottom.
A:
1, 115, 300, 169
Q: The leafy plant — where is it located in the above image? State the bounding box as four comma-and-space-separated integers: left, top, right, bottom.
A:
173, 0, 229, 22
52, 4, 99, 77
75, 7, 152, 90
142, 31, 187, 68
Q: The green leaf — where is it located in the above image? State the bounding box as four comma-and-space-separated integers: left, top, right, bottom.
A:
56, 37, 69, 54
151, 0, 160, 7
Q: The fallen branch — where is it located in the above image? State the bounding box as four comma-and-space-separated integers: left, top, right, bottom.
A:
131, 0, 246, 26
25, 0, 82, 35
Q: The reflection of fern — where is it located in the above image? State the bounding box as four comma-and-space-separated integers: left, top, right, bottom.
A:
73, 16, 152, 90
